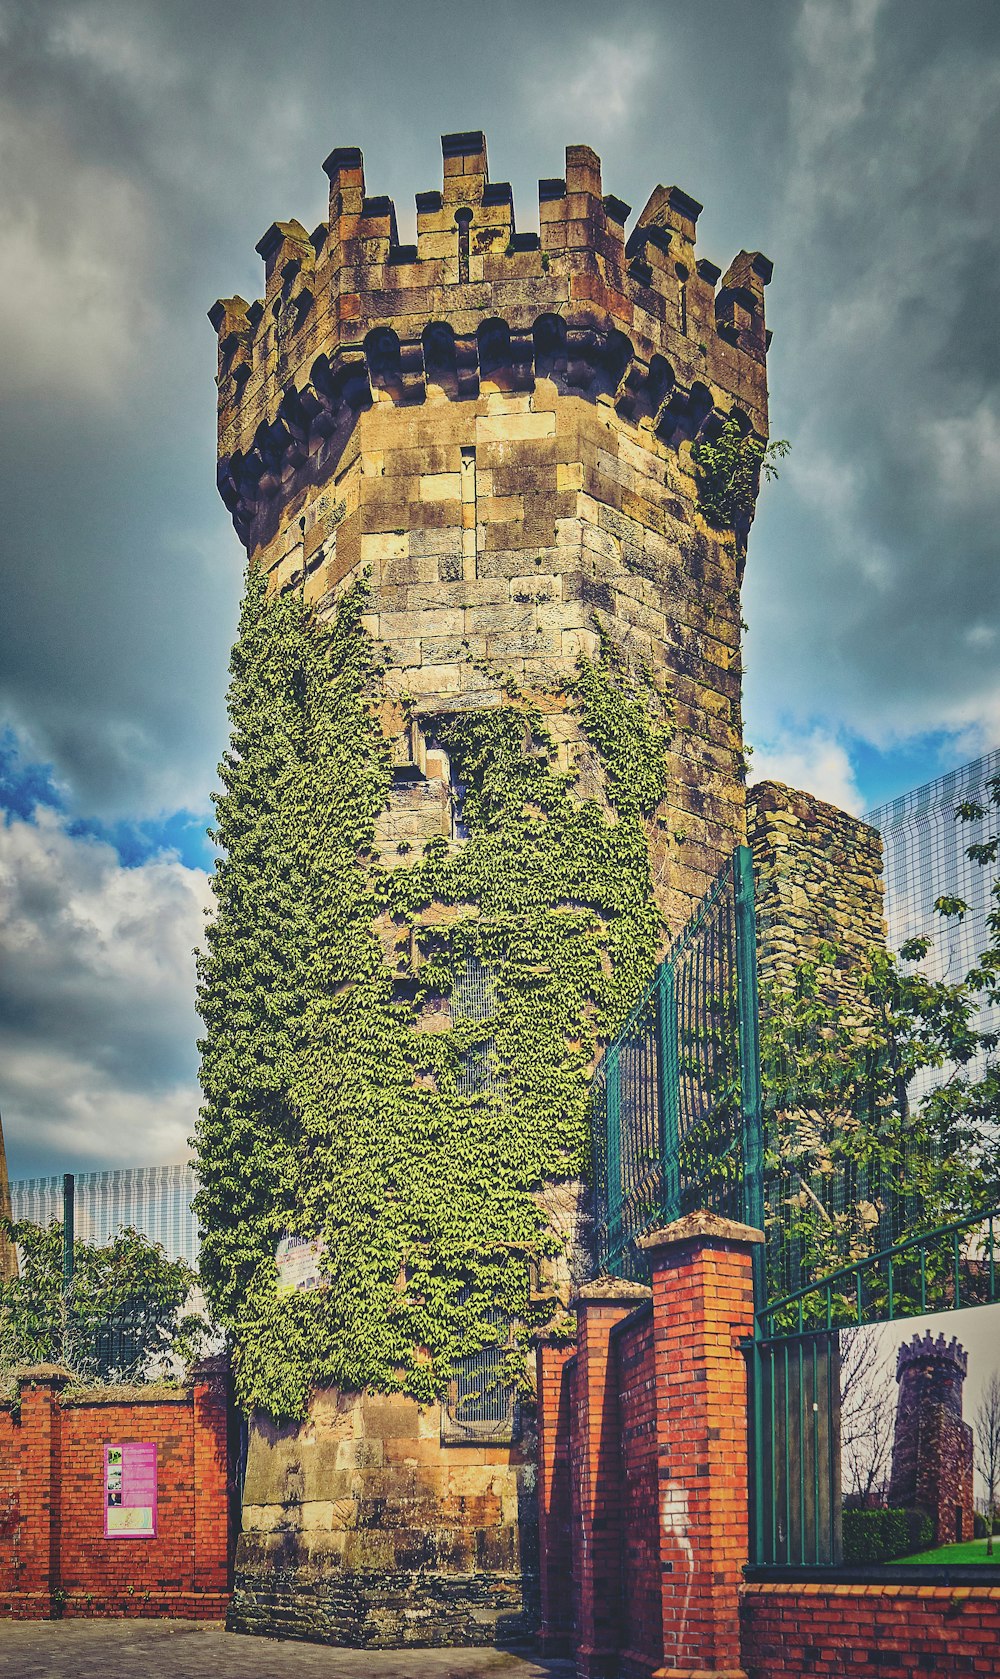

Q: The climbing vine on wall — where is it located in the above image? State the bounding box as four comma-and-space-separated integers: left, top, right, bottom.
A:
691, 416, 789, 545
195, 566, 672, 1419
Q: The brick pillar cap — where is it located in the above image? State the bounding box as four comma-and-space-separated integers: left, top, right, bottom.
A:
16, 1362, 75, 1388
572, 1275, 652, 1305
637, 1210, 764, 1253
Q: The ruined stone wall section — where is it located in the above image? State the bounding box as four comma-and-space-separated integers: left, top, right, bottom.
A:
747, 780, 886, 1005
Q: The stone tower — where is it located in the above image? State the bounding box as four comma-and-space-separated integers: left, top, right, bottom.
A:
208, 131, 772, 1646
888, 1331, 974, 1546
212, 130, 770, 930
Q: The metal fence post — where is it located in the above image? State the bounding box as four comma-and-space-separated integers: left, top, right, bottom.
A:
62, 1171, 75, 1366
606, 1048, 623, 1269
734, 846, 766, 1307
656, 963, 680, 1224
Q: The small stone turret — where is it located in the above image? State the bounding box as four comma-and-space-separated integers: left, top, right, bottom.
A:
888, 1331, 974, 1545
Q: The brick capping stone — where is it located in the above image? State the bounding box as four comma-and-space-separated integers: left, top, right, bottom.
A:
572, 1276, 653, 1305
13, 1364, 74, 1387
637, 1210, 765, 1251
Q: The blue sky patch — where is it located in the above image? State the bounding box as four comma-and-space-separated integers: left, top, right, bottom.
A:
0, 726, 213, 871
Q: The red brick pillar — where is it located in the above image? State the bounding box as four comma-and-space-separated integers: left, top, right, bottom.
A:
638, 1212, 762, 1679
572, 1278, 651, 1679
191, 1356, 231, 1600
534, 1333, 576, 1654
17, 1365, 72, 1617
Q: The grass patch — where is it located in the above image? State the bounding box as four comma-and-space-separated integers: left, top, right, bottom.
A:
897, 1537, 1000, 1565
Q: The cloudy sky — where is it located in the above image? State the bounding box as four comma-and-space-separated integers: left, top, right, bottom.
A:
1, 0, 998, 1177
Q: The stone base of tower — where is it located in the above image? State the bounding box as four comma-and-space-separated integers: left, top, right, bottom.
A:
228, 1386, 538, 1648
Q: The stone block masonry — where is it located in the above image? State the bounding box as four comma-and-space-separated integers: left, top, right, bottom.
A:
229, 1388, 537, 1648
747, 780, 885, 1011
212, 129, 774, 937
0, 1362, 231, 1621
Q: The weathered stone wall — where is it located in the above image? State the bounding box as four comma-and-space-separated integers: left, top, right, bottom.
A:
230, 1390, 536, 1647
747, 779, 885, 1006
213, 131, 772, 940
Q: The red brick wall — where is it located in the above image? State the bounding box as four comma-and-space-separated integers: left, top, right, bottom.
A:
0, 1404, 22, 1602
611, 1305, 660, 1679
570, 1281, 652, 1679
534, 1339, 575, 1653
0, 1365, 231, 1621
740, 1582, 1000, 1677
534, 1218, 1000, 1679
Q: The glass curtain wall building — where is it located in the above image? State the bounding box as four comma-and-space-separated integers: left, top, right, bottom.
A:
9, 1163, 200, 1266
867, 748, 1000, 1087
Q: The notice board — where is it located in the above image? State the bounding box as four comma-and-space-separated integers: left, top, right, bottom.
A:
104, 1442, 157, 1537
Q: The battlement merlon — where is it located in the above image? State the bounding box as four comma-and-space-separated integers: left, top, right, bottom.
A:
211, 132, 772, 545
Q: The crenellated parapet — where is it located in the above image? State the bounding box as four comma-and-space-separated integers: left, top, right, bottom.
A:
211, 131, 771, 550
896, 1331, 969, 1383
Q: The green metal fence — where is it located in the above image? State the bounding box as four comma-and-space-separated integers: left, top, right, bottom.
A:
590, 845, 764, 1281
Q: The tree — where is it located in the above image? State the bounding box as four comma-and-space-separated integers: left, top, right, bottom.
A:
0, 1220, 205, 1385
975, 1371, 1000, 1556
759, 771, 1000, 1309
840, 1325, 896, 1505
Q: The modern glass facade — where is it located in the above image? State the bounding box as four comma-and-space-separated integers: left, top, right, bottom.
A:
867, 749, 1000, 1085
9, 1163, 200, 1266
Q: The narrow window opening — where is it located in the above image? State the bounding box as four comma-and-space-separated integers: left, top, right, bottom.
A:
441, 1289, 518, 1442
452, 951, 501, 1096
456, 207, 473, 284
460, 444, 477, 581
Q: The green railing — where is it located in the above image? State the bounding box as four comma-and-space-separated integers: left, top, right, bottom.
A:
758, 1207, 1000, 1339
590, 845, 764, 1281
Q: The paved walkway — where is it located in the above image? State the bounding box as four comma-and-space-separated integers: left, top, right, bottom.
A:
0, 1620, 575, 1679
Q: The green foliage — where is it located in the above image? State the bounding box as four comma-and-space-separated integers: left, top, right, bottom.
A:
760, 774, 1000, 1309
690, 417, 789, 541
195, 566, 673, 1419
842, 1506, 933, 1564
0, 1221, 200, 1385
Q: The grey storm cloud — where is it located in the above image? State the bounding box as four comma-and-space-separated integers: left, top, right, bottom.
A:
2, 0, 996, 817
1, 0, 999, 1172
1, 0, 996, 824
743, 0, 1000, 757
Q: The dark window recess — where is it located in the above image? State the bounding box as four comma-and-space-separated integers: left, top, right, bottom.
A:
441, 1299, 518, 1444
452, 953, 502, 1097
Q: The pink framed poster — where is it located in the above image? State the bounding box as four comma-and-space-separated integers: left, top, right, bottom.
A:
104, 1442, 157, 1537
